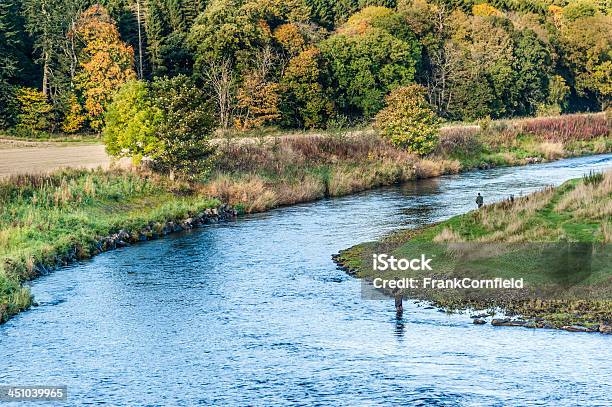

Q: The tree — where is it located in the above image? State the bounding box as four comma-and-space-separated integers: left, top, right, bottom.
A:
149, 75, 217, 178
104, 76, 217, 179
188, 0, 269, 74
559, 15, 612, 109
61, 93, 87, 133
15, 87, 53, 132
280, 46, 333, 128
512, 28, 552, 116
74, 5, 137, 130
103, 80, 160, 163
0, 0, 19, 128
472, 3, 503, 17
320, 7, 420, 119
22, 0, 86, 102
375, 84, 440, 155
562, 1, 597, 22
235, 47, 281, 129
202, 58, 237, 131
444, 11, 517, 119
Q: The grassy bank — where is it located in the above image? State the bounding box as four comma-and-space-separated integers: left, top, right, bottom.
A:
335, 170, 612, 332
0, 112, 609, 324
206, 112, 610, 213
0, 169, 220, 323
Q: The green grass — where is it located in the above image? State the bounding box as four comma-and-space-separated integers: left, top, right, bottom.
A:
336, 171, 612, 329
0, 169, 219, 323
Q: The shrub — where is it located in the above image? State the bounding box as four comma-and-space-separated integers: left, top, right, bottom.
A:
375, 85, 440, 155
15, 87, 53, 132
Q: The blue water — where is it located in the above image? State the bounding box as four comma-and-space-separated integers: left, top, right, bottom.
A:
1, 154, 611, 406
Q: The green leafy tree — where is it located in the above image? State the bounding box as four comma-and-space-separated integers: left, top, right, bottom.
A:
103, 80, 161, 163
280, 47, 334, 128
0, 0, 19, 128
559, 15, 612, 109
375, 84, 440, 155
320, 7, 420, 119
188, 0, 269, 74
104, 76, 217, 179
445, 11, 516, 119
511, 28, 552, 116
149, 75, 217, 178
562, 1, 597, 22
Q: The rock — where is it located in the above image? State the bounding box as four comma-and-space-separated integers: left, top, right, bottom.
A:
470, 313, 489, 319
524, 321, 537, 329
491, 318, 510, 326
599, 324, 612, 334
491, 318, 527, 327
561, 325, 591, 333
473, 319, 487, 325
116, 240, 129, 248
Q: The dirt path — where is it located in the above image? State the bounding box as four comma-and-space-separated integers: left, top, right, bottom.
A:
0, 140, 115, 178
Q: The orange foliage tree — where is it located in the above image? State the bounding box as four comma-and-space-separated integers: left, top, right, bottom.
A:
73, 5, 136, 131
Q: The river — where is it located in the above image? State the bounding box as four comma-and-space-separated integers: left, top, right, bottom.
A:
1, 154, 611, 406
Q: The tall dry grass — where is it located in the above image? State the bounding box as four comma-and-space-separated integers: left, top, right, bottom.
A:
555, 170, 612, 219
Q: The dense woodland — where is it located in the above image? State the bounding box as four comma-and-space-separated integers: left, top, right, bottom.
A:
0, 0, 610, 135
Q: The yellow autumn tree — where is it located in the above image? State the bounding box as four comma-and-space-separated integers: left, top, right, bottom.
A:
62, 94, 87, 133
15, 87, 53, 131
472, 3, 503, 17
273, 23, 306, 56
74, 5, 136, 131
236, 73, 281, 130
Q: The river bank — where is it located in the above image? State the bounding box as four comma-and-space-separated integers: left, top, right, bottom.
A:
334, 170, 612, 333
0, 170, 234, 323
1, 113, 610, 324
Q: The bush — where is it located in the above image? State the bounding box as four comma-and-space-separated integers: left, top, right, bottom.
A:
374, 85, 440, 155
15, 87, 53, 131
103, 76, 216, 179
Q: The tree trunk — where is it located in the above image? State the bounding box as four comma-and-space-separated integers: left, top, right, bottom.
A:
136, 0, 144, 79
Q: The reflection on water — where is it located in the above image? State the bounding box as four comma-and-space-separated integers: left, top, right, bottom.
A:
0, 154, 611, 406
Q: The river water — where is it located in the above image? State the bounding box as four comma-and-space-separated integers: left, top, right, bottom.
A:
1, 154, 611, 406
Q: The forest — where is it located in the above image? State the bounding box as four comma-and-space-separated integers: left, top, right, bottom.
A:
0, 0, 610, 137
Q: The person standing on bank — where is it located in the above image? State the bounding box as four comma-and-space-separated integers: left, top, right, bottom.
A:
476, 193, 484, 208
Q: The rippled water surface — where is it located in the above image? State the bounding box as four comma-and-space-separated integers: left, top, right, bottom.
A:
1, 155, 612, 406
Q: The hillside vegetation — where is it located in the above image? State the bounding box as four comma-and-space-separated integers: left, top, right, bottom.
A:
1, 0, 610, 138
